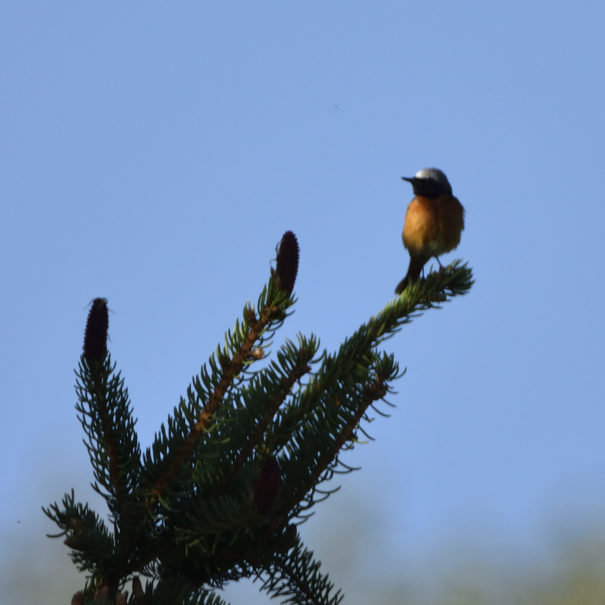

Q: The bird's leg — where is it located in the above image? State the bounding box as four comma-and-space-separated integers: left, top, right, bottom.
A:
434, 256, 446, 278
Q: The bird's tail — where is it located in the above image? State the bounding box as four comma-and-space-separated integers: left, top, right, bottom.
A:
394, 255, 429, 295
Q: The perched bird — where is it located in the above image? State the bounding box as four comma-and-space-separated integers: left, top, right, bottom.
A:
395, 168, 465, 294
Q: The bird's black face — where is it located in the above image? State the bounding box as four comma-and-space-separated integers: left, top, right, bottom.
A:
402, 170, 452, 198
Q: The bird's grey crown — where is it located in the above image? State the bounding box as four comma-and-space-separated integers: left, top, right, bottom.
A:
415, 168, 450, 188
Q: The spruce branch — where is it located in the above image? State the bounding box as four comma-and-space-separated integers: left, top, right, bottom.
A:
74, 298, 144, 586
45, 228, 473, 604
144, 278, 296, 502
75, 356, 142, 508
266, 262, 471, 526
259, 532, 344, 605
43, 489, 114, 576
139, 577, 231, 605
218, 335, 319, 492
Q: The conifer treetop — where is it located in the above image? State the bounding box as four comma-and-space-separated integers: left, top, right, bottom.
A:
44, 231, 473, 605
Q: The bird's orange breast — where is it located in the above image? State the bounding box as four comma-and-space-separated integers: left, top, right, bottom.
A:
402, 194, 464, 257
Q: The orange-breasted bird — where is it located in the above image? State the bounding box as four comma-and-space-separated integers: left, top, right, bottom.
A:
395, 168, 465, 294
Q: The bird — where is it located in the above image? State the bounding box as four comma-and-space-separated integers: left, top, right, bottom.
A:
395, 168, 465, 295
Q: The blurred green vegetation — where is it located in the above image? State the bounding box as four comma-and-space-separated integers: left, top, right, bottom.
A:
6, 510, 605, 604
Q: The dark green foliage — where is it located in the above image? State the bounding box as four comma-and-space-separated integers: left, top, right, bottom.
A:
44, 231, 473, 604
259, 532, 344, 604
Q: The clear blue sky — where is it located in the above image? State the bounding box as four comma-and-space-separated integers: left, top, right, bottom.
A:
2, 2, 605, 602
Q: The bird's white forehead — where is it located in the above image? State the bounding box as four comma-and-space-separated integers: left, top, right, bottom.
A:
415, 167, 448, 183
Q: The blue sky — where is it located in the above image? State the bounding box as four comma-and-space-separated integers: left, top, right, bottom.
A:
2, 2, 605, 602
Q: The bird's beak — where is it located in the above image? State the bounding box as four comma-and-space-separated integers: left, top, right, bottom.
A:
401, 176, 414, 183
